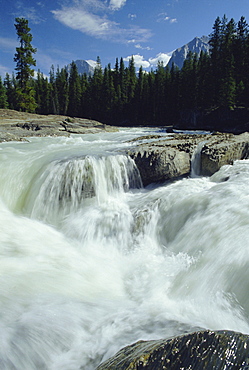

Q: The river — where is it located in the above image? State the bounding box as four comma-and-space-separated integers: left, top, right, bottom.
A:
0, 128, 249, 369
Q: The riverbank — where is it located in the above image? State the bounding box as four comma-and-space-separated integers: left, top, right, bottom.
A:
1, 109, 249, 185
0, 109, 118, 142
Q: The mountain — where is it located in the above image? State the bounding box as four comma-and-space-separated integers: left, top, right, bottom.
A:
67, 60, 95, 76
167, 36, 210, 70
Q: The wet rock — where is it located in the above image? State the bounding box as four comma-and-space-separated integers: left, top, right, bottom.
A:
130, 147, 190, 185
127, 134, 207, 185
97, 330, 249, 370
127, 132, 249, 184
200, 132, 249, 176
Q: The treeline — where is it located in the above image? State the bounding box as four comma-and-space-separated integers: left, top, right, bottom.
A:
1, 15, 249, 126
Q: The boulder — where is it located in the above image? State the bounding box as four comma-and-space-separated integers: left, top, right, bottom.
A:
97, 330, 249, 370
127, 132, 249, 185
127, 134, 207, 186
200, 132, 249, 176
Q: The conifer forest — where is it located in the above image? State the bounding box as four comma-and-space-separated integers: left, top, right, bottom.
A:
1, 15, 249, 127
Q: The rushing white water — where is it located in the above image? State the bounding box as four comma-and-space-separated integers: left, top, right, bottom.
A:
190, 140, 207, 177
0, 128, 249, 369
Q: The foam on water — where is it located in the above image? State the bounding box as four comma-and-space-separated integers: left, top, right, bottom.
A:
0, 130, 249, 369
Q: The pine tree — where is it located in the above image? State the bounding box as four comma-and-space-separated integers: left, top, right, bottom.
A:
196, 51, 212, 109
56, 67, 69, 115
102, 64, 117, 122
235, 17, 249, 105
68, 61, 81, 117
80, 73, 89, 118
14, 17, 37, 112
209, 16, 222, 105
154, 61, 166, 123
4, 73, 19, 110
35, 71, 51, 114
88, 56, 103, 120
0, 77, 8, 109
49, 65, 59, 114
219, 18, 237, 108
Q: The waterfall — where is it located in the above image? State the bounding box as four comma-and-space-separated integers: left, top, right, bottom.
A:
190, 141, 207, 177
0, 130, 249, 370
25, 154, 142, 225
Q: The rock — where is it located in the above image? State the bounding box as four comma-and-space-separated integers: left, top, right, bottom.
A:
130, 147, 190, 185
0, 109, 118, 142
96, 330, 249, 370
200, 132, 249, 176
126, 132, 249, 185
127, 134, 207, 185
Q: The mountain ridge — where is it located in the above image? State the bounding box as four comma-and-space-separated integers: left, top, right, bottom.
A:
167, 35, 210, 69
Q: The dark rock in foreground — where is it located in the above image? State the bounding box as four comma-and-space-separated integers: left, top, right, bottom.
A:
127, 132, 249, 185
97, 330, 249, 369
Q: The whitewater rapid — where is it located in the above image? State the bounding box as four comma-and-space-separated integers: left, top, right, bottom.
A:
0, 128, 249, 369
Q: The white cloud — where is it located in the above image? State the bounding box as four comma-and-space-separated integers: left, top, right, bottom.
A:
124, 54, 150, 69
128, 13, 137, 20
52, 1, 152, 44
123, 51, 173, 70
134, 43, 152, 51
13, 2, 45, 24
52, 7, 116, 37
109, 0, 126, 10
157, 12, 177, 24
149, 52, 172, 67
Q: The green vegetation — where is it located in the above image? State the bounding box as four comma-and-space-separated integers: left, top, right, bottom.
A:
1, 15, 249, 127
13, 17, 37, 112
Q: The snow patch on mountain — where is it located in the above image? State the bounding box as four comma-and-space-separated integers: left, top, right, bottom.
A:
167, 36, 210, 69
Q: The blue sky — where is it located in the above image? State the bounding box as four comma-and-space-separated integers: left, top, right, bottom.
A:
1, 0, 249, 77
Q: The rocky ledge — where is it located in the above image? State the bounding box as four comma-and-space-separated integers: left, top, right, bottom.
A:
97, 329, 249, 369
127, 132, 249, 185
0, 109, 117, 142
1, 110, 249, 185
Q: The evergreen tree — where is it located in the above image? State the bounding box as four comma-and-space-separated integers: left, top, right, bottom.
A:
236, 16, 249, 105
127, 56, 137, 102
35, 71, 51, 114
119, 57, 127, 107
102, 64, 117, 121
134, 66, 145, 123
196, 51, 212, 109
49, 65, 59, 114
0, 77, 8, 109
154, 61, 166, 123
88, 56, 103, 120
56, 67, 69, 115
14, 17, 37, 112
219, 18, 237, 108
68, 61, 81, 117
209, 16, 222, 105
4, 73, 18, 110
79, 73, 89, 118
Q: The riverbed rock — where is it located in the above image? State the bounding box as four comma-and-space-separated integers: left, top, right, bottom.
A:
127, 132, 249, 185
200, 132, 249, 176
127, 134, 206, 185
96, 330, 249, 370
0, 109, 117, 142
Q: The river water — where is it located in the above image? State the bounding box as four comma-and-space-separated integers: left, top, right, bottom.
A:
0, 128, 249, 369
